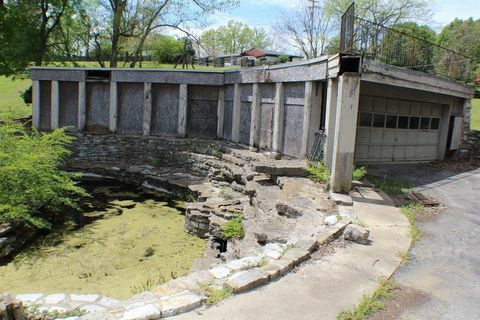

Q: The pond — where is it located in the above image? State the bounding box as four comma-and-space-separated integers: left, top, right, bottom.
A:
0, 180, 205, 300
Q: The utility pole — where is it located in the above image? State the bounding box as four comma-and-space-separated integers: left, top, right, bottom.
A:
307, 0, 319, 57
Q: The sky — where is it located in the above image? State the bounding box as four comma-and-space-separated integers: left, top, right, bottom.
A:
208, 0, 480, 31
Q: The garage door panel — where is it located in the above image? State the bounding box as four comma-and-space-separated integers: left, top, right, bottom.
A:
406, 131, 418, 145
416, 146, 437, 159
370, 129, 384, 144
356, 145, 368, 159
393, 146, 406, 160
374, 97, 386, 113
420, 103, 431, 116
398, 101, 410, 115
427, 131, 439, 144
383, 130, 396, 144
381, 146, 393, 159
360, 96, 374, 111
395, 131, 407, 145
417, 132, 430, 144
405, 146, 416, 159
386, 99, 398, 114
368, 146, 382, 159
357, 128, 371, 143
410, 102, 422, 115
431, 106, 442, 117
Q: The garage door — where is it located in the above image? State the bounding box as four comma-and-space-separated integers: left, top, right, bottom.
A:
355, 95, 444, 162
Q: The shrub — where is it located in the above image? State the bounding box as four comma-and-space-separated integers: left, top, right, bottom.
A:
20, 85, 32, 104
0, 122, 88, 229
221, 214, 244, 239
306, 161, 330, 184
277, 55, 290, 63
352, 166, 367, 180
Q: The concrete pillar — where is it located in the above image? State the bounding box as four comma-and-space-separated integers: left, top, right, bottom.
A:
32, 80, 41, 129
143, 82, 152, 136
249, 83, 262, 149
438, 104, 452, 159
217, 87, 225, 139
231, 83, 242, 143
50, 80, 60, 130
301, 81, 322, 158
462, 98, 472, 139
330, 73, 361, 193
77, 81, 86, 131
324, 78, 339, 169
109, 81, 118, 133
178, 84, 188, 138
272, 82, 285, 154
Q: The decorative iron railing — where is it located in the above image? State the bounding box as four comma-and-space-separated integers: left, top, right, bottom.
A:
340, 2, 476, 83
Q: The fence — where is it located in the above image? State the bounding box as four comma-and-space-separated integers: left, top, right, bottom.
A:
340, 2, 476, 83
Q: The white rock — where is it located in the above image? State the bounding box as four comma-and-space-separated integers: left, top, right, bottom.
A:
44, 293, 66, 304
264, 243, 283, 251
226, 256, 261, 271
264, 249, 282, 260
121, 304, 160, 320
15, 293, 43, 303
70, 294, 99, 302
160, 291, 203, 317
209, 266, 231, 279
324, 215, 338, 226
80, 305, 106, 313
98, 296, 119, 307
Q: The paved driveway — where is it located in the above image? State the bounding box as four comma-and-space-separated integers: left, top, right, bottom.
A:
368, 164, 480, 320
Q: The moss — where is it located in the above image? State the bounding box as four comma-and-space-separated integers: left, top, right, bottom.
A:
0, 188, 206, 300
221, 215, 244, 239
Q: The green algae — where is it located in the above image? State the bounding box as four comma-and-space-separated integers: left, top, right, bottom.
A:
0, 183, 205, 300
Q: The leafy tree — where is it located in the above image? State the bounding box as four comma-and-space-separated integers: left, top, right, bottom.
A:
147, 35, 183, 64
0, 122, 88, 229
436, 18, 480, 82
199, 20, 272, 56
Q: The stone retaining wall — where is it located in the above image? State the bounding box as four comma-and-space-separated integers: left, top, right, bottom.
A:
462, 130, 480, 156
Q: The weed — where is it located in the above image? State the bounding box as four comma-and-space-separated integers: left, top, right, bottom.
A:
282, 243, 295, 254
337, 277, 398, 320
352, 166, 367, 180
177, 191, 196, 202
400, 202, 425, 242
144, 247, 155, 257
354, 218, 367, 227
130, 274, 166, 294
27, 305, 86, 319
306, 161, 330, 184
367, 175, 411, 196
198, 283, 233, 305
397, 250, 411, 265
221, 214, 244, 239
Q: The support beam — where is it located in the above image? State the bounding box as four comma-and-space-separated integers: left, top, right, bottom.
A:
301, 81, 322, 158
178, 84, 188, 138
32, 80, 41, 129
217, 87, 225, 139
143, 82, 152, 136
330, 73, 361, 193
50, 80, 60, 130
109, 81, 118, 133
324, 78, 339, 169
77, 81, 86, 131
249, 83, 262, 149
438, 104, 452, 158
231, 83, 242, 143
272, 82, 285, 154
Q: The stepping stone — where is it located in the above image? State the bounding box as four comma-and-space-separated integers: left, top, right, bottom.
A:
160, 291, 203, 317
15, 293, 43, 303
71, 294, 99, 302
225, 269, 269, 293
282, 247, 310, 266
209, 266, 231, 279
121, 303, 160, 320
44, 293, 66, 304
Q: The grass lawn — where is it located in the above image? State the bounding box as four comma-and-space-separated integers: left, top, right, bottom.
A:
471, 99, 480, 130
0, 76, 31, 120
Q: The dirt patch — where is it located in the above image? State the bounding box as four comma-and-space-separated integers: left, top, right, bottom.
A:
368, 285, 430, 320
432, 156, 480, 172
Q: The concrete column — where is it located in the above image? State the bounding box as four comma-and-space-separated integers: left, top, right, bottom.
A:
438, 104, 452, 159
301, 81, 322, 158
32, 80, 41, 129
217, 87, 225, 139
330, 73, 361, 193
272, 82, 285, 154
143, 82, 152, 136
324, 78, 339, 169
231, 83, 242, 143
50, 80, 60, 130
249, 83, 262, 149
109, 81, 118, 133
77, 81, 86, 131
178, 84, 188, 138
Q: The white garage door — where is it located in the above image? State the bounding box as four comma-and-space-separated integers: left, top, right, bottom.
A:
355, 95, 443, 162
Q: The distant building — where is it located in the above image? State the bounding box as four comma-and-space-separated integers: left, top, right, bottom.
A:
208, 48, 303, 67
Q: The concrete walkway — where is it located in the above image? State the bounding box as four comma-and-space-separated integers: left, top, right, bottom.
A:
369, 164, 480, 320
173, 187, 410, 320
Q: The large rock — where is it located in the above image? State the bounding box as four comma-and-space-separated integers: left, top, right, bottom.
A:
343, 224, 370, 245
0, 294, 27, 320
251, 160, 308, 177
224, 269, 269, 293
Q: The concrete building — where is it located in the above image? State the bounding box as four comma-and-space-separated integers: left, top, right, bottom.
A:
30, 54, 475, 193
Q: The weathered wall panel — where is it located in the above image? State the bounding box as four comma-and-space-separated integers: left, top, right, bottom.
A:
85, 82, 110, 133
39, 81, 51, 130
239, 84, 253, 145
188, 85, 219, 138
151, 84, 179, 136
259, 84, 276, 150
282, 83, 305, 157
117, 83, 144, 135
59, 81, 78, 128
223, 85, 234, 140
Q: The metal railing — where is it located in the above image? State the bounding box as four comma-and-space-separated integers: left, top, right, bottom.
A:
340, 3, 476, 83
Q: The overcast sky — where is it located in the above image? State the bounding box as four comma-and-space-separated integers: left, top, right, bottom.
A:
208, 0, 480, 31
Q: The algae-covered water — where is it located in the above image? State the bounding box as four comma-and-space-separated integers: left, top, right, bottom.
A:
0, 181, 205, 300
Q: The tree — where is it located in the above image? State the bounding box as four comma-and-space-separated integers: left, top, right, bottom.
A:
148, 34, 183, 64
0, 0, 76, 75
274, 0, 335, 59
436, 18, 480, 82
199, 20, 272, 56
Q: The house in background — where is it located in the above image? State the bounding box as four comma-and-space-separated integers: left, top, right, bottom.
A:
213, 48, 303, 67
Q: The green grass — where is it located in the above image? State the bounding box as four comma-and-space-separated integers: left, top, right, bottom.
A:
0, 76, 31, 120
400, 203, 425, 242
471, 99, 480, 131
307, 161, 330, 184
337, 278, 398, 320
366, 175, 411, 196
221, 214, 245, 239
